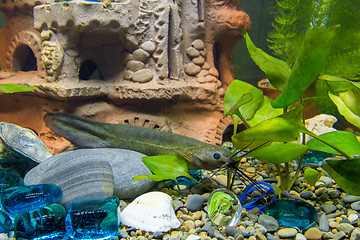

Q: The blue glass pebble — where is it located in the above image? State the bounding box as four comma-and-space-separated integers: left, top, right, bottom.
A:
0, 184, 63, 215
0, 169, 24, 192
66, 196, 120, 240
0, 211, 11, 233
12, 203, 66, 239
265, 199, 317, 232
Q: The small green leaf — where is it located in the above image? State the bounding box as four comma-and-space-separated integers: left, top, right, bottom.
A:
322, 161, 360, 196
339, 88, 360, 116
243, 29, 291, 90
248, 96, 283, 126
328, 92, 360, 129
272, 25, 340, 108
232, 108, 306, 144
0, 84, 37, 93
306, 131, 360, 156
248, 143, 308, 164
224, 80, 263, 120
304, 168, 324, 186
319, 74, 360, 92
132, 155, 199, 183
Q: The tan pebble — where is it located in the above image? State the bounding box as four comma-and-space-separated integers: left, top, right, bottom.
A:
289, 190, 300, 197
239, 225, 246, 230
208, 67, 219, 77
246, 167, 256, 173
235, 234, 244, 240
304, 227, 323, 240
335, 217, 342, 223
254, 231, 267, 240
182, 214, 195, 221
331, 229, 338, 234
202, 62, 211, 70
135, 230, 142, 235
329, 221, 338, 228
185, 220, 196, 230
197, 76, 208, 83
189, 229, 196, 234
197, 70, 208, 77
249, 236, 256, 240
199, 232, 208, 237
192, 211, 202, 220
195, 220, 203, 228
202, 193, 210, 201
171, 231, 183, 238
215, 175, 228, 187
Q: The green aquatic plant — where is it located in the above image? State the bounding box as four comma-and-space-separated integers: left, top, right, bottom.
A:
0, 84, 37, 93
132, 155, 200, 194
225, 27, 360, 194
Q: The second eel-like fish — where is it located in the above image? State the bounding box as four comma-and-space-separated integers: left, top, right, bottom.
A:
44, 113, 235, 170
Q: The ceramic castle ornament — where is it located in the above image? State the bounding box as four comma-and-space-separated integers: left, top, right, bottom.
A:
0, 0, 250, 150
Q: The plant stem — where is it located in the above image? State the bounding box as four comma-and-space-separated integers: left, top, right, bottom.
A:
285, 162, 290, 191
236, 110, 251, 129
276, 164, 286, 190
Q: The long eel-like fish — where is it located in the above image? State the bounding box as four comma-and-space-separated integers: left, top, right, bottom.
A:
44, 113, 235, 170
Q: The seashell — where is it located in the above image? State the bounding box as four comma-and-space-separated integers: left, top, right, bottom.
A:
120, 191, 181, 232
0, 122, 52, 163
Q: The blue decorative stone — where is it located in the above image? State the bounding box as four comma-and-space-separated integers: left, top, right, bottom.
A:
0, 211, 11, 233
66, 196, 120, 240
11, 203, 67, 239
0, 169, 24, 192
265, 199, 317, 232
0, 184, 63, 215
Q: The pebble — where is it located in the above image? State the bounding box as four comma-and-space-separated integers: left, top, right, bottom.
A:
152, 231, 164, 239
184, 220, 196, 230
333, 231, 346, 240
191, 39, 205, 50
322, 203, 337, 214
319, 176, 335, 187
133, 49, 150, 62
224, 226, 241, 237
328, 189, 341, 198
278, 228, 298, 238
322, 232, 335, 240
336, 223, 355, 235
295, 233, 307, 240
258, 214, 279, 232
343, 195, 360, 203
186, 47, 201, 58
0, 234, 9, 240
351, 201, 360, 211
348, 213, 359, 222
186, 235, 201, 240
127, 60, 145, 72
304, 227, 323, 240
132, 69, 153, 83
185, 194, 205, 212
140, 41, 156, 54
319, 214, 330, 232
350, 228, 360, 240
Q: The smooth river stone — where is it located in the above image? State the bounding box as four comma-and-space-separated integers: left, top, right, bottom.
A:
25, 149, 155, 200
24, 153, 114, 208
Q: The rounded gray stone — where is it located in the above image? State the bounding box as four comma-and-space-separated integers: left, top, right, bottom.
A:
132, 69, 153, 83
343, 195, 360, 203
186, 47, 200, 58
351, 201, 360, 211
321, 203, 337, 214
278, 228, 298, 239
140, 41, 156, 54
191, 39, 205, 50
25, 153, 114, 208
25, 149, 155, 202
185, 63, 201, 76
336, 223, 355, 235
133, 49, 150, 62
319, 176, 335, 187
126, 60, 145, 72
319, 214, 329, 232
258, 214, 279, 232
186, 194, 205, 212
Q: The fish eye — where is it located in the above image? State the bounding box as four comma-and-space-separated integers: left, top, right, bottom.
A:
213, 152, 221, 160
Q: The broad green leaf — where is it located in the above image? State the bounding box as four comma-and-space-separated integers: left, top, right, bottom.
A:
319, 75, 360, 92
306, 131, 360, 156
322, 161, 360, 196
243, 29, 291, 90
328, 92, 360, 129
132, 155, 199, 183
232, 108, 306, 145
272, 25, 340, 108
248, 143, 308, 164
319, 74, 360, 91
248, 96, 283, 126
0, 84, 37, 93
324, 157, 360, 184
339, 88, 360, 116
304, 168, 324, 186
224, 80, 263, 121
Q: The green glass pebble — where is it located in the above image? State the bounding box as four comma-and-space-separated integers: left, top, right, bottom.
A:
265, 199, 317, 232
66, 196, 120, 240
0, 169, 24, 192
0, 184, 63, 215
11, 203, 67, 239
0, 211, 11, 233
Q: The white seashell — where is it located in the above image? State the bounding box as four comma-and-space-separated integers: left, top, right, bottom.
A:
300, 114, 338, 143
120, 191, 181, 232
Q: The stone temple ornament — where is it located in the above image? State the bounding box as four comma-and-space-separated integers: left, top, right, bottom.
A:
0, 0, 250, 150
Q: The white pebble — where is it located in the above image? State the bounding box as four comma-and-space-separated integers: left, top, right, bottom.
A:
186, 235, 201, 240
0, 233, 9, 240
348, 213, 359, 222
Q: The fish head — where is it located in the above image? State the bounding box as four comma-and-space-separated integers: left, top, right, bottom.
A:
188, 145, 234, 170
